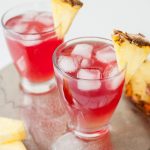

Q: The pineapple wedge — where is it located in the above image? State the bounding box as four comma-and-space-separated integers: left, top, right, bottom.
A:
112, 30, 150, 115
0, 117, 26, 144
112, 30, 150, 83
0, 141, 26, 150
51, 0, 83, 38
125, 60, 150, 115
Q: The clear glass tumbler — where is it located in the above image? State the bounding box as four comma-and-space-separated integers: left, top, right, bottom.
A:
53, 37, 125, 139
1, 1, 63, 93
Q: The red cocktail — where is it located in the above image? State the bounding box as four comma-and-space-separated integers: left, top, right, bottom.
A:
53, 37, 125, 139
2, 3, 63, 93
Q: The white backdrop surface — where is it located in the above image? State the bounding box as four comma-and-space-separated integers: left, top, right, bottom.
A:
0, 0, 150, 69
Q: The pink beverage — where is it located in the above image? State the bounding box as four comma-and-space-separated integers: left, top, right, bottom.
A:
2, 5, 63, 93
5, 11, 63, 82
53, 38, 125, 139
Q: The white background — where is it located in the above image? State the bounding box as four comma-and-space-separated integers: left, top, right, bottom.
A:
0, 0, 150, 70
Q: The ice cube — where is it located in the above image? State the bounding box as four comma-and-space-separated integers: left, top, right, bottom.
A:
58, 56, 78, 73
77, 79, 101, 91
108, 66, 119, 77
22, 39, 41, 47
35, 12, 53, 26
81, 58, 91, 68
85, 97, 100, 109
22, 11, 37, 21
103, 64, 119, 78
98, 96, 110, 108
96, 46, 116, 63
17, 56, 26, 72
21, 38, 41, 46
77, 69, 101, 91
26, 28, 38, 34
12, 22, 28, 33
72, 44, 93, 59
98, 95, 116, 107
105, 66, 124, 90
77, 69, 100, 79
105, 74, 124, 90
73, 55, 82, 64
21, 29, 42, 46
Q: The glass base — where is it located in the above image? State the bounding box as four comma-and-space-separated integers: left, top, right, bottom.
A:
21, 77, 56, 94
73, 126, 109, 140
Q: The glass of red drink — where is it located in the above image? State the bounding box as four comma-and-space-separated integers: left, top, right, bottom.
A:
1, 2, 63, 93
53, 37, 126, 139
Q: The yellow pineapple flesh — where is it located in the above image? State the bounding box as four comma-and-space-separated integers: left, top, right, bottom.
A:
51, 0, 83, 38
112, 30, 150, 115
0, 117, 26, 144
112, 30, 150, 83
0, 141, 27, 150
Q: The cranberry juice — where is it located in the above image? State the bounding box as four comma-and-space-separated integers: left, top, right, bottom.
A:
55, 40, 125, 132
5, 11, 63, 83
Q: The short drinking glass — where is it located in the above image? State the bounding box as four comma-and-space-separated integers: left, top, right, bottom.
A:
1, 1, 63, 93
53, 37, 125, 139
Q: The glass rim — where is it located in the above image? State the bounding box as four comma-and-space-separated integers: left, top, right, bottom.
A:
1, 2, 60, 36
53, 37, 126, 81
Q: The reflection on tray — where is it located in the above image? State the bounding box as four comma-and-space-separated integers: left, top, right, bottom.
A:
20, 88, 67, 150
52, 132, 113, 150
20, 88, 113, 150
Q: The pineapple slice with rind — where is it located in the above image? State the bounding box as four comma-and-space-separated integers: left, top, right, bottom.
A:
112, 30, 150, 83
0, 117, 26, 144
112, 30, 150, 115
125, 60, 150, 115
51, 0, 83, 39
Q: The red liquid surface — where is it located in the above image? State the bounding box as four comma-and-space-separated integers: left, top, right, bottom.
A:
55, 41, 125, 132
5, 11, 63, 83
